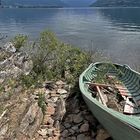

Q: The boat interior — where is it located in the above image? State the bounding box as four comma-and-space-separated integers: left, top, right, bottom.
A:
83, 63, 140, 116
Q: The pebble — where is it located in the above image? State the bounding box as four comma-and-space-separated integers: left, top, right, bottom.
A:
57, 89, 67, 94
37, 129, 47, 136
73, 113, 83, 124
77, 134, 91, 140
56, 80, 66, 86
46, 106, 55, 115
67, 136, 76, 140
61, 130, 69, 138
80, 123, 89, 132
96, 128, 110, 140
47, 129, 54, 137
64, 123, 71, 129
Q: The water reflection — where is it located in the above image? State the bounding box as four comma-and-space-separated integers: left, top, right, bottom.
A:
0, 8, 140, 67
99, 8, 140, 32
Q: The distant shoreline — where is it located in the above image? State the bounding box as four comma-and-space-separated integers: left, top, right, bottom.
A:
0, 6, 63, 8
1, 6, 140, 9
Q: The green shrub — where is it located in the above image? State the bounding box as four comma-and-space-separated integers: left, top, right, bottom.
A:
30, 30, 92, 83
38, 93, 46, 114
12, 34, 28, 50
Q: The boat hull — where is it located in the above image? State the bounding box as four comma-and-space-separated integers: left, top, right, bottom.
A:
79, 62, 140, 140
82, 94, 140, 140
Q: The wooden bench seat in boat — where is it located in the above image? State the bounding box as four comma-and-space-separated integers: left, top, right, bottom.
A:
124, 97, 140, 114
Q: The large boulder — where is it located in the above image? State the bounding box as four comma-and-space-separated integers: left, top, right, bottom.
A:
0, 48, 33, 79
16, 102, 43, 139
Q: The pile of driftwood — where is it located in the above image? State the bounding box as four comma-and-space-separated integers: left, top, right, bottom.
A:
88, 82, 125, 113
88, 75, 140, 115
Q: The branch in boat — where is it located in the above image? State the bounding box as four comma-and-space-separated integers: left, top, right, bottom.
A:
96, 86, 107, 107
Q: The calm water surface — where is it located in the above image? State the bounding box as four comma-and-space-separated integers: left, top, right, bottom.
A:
0, 8, 140, 67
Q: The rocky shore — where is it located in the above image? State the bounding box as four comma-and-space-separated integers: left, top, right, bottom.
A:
0, 42, 112, 140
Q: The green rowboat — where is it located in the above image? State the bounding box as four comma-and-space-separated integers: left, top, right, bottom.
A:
79, 62, 140, 140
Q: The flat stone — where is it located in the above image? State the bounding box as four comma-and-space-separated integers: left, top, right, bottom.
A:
60, 125, 65, 132
43, 115, 54, 126
0, 123, 8, 137
51, 97, 58, 102
68, 129, 75, 135
56, 80, 66, 86
77, 134, 93, 140
17, 102, 43, 139
73, 113, 83, 124
80, 123, 89, 132
74, 109, 80, 114
50, 90, 57, 95
57, 89, 67, 94
46, 106, 55, 115
71, 125, 79, 132
77, 134, 91, 140
64, 123, 71, 129
37, 129, 47, 136
96, 128, 110, 140
61, 130, 69, 138
65, 114, 73, 123
46, 89, 51, 94
67, 136, 76, 140
47, 129, 54, 137
84, 115, 97, 125
3, 42, 16, 53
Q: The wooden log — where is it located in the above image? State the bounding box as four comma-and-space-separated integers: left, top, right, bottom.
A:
96, 86, 107, 107
86, 82, 127, 90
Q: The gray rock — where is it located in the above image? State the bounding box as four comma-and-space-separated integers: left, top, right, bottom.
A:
55, 96, 66, 121
57, 89, 67, 94
96, 128, 110, 140
0, 51, 33, 79
61, 130, 69, 138
77, 134, 91, 140
17, 102, 43, 139
71, 125, 79, 132
0, 123, 8, 138
3, 42, 16, 53
73, 113, 83, 124
77, 134, 87, 140
80, 123, 89, 132
37, 129, 47, 136
56, 80, 66, 86
47, 129, 54, 137
68, 129, 75, 135
23, 60, 33, 75
64, 123, 71, 129
67, 136, 76, 140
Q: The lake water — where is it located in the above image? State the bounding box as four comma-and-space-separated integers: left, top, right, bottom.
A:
0, 8, 140, 68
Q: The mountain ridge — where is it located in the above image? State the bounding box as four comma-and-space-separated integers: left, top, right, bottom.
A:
91, 0, 140, 7
2, 0, 65, 7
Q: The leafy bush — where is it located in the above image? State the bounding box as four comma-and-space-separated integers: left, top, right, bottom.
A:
19, 30, 95, 87
12, 34, 28, 50
38, 93, 46, 114
32, 31, 91, 82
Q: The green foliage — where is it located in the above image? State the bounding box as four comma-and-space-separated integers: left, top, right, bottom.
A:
20, 74, 36, 88
31, 30, 91, 84
38, 93, 46, 114
12, 34, 28, 50
94, 62, 123, 84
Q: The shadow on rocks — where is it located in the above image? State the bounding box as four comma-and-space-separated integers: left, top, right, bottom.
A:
58, 82, 113, 140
